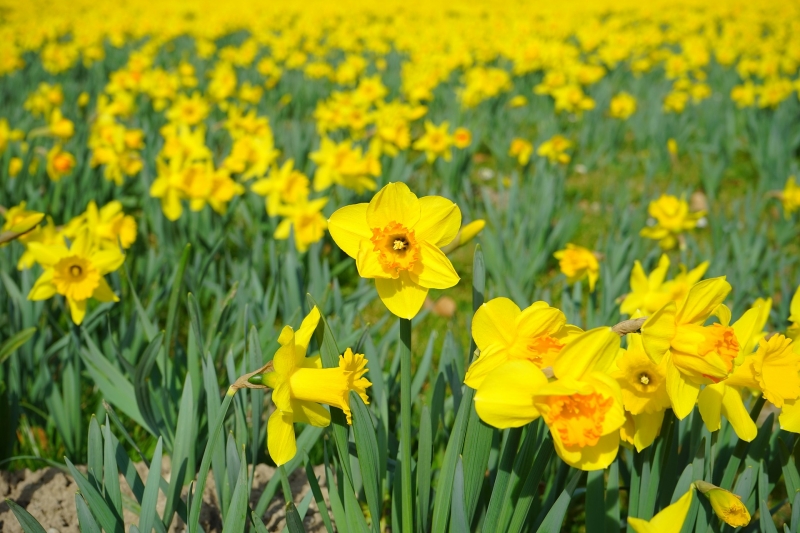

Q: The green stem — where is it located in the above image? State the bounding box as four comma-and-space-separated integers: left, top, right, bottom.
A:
279, 464, 293, 503
400, 317, 414, 533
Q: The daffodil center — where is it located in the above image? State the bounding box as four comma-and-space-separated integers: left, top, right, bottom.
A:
53, 255, 100, 301
698, 324, 740, 373
639, 372, 651, 385
370, 222, 420, 275
522, 334, 565, 367
542, 392, 613, 448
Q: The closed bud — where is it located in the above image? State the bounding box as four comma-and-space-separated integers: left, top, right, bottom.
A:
695, 480, 751, 527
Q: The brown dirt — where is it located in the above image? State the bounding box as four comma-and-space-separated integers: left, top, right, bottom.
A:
0, 459, 330, 532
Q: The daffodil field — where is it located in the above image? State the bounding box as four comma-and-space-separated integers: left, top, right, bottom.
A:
3, 0, 800, 531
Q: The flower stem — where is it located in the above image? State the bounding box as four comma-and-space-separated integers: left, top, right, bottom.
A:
400, 317, 414, 533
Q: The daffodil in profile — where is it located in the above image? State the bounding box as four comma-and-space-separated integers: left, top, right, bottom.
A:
628, 486, 694, 533
695, 481, 750, 527
328, 182, 461, 319
1, 202, 45, 245
640, 277, 762, 419
465, 297, 582, 389
252, 307, 371, 465
26, 232, 124, 325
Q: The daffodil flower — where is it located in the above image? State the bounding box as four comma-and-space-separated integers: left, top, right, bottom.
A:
612, 333, 670, 451
1, 202, 45, 245
627, 486, 694, 533
255, 307, 371, 465
328, 182, 461, 319
474, 327, 625, 470
788, 284, 800, 341
554, 244, 600, 292
695, 481, 751, 527
465, 297, 582, 389
641, 277, 762, 419
621, 255, 709, 317
26, 232, 124, 325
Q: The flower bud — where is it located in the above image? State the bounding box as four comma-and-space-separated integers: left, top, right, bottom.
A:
695, 480, 750, 527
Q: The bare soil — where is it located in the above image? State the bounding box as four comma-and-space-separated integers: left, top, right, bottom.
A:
0, 460, 329, 532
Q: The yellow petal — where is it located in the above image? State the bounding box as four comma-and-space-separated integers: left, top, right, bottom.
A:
328, 203, 370, 259
629, 261, 649, 294
92, 277, 119, 303
28, 270, 56, 301
273, 330, 297, 376
552, 327, 620, 380
720, 386, 757, 441
666, 356, 701, 419
91, 249, 125, 274
366, 182, 420, 230
464, 344, 507, 390
413, 196, 461, 247
375, 271, 428, 319
290, 400, 331, 427
68, 297, 87, 325
473, 361, 547, 428
413, 242, 460, 289
553, 430, 620, 471
472, 297, 521, 350
267, 410, 297, 466
633, 411, 664, 452
293, 306, 320, 356
516, 306, 566, 339
780, 399, 800, 432
634, 487, 694, 533
732, 301, 770, 361
676, 277, 731, 325
698, 382, 724, 432
25, 241, 68, 266
641, 301, 677, 363
356, 240, 392, 279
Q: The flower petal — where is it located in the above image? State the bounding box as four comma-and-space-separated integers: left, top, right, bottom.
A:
25, 241, 68, 266
375, 271, 428, 319
413, 242, 460, 289
413, 196, 461, 247
647, 487, 694, 533
356, 240, 392, 279
666, 356, 701, 419
473, 360, 547, 428
780, 400, 800, 433
633, 411, 665, 452
676, 277, 731, 325
698, 382, 724, 432
554, 430, 620, 471
294, 306, 321, 357
267, 410, 297, 466
366, 182, 420, 230
552, 327, 620, 380
290, 400, 331, 427
464, 344, 508, 390
91, 249, 125, 274
28, 270, 56, 301
516, 306, 566, 339
92, 277, 119, 303
328, 203, 370, 259
68, 297, 87, 325
721, 384, 757, 441
641, 301, 677, 363
472, 297, 521, 350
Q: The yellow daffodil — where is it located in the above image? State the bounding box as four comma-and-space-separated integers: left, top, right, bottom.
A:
554, 244, 600, 292
474, 327, 624, 470
621, 255, 709, 316
9, 157, 22, 177
412, 121, 453, 163
780, 176, 800, 217
328, 182, 461, 319
640, 194, 705, 250
16, 217, 63, 270
310, 137, 379, 193
48, 109, 75, 139
612, 334, 670, 451
256, 307, 371, 465
46, 144, 76, 182
628, 486, 694, 533
509, 138, 533, 166
641, 278, 764, 419
440, 219, 486, 254
465, 297, 582, 389
273, 197, 328, 253
26, 232, 124, 325
64, 200, 137, 250
251, 160, 310, 217
453, 127, 472, 149
609, 92, 637, 120
1, 202, 45, 240
695, 481, 750, 528
537, 135, 572, 165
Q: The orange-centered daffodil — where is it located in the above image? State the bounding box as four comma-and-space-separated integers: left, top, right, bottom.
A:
328, 182, 461, 319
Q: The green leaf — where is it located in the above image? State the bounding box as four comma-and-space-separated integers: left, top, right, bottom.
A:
223, 445, 250, 532
351, 392, 381, 533
450, 457, 469, 533
507, 436, 555, 533
164, 376, 195, 528
163, 243, 192, 365
483, 427, 523, 533
0, 327, 36, 365
65, 457, 125, 533
605, 458, 621, 532
4, 499, 47, 533
76, 493, 102, 533
416, 406, 433, 533
87, 415, 103, 492
102, 418, 123, 520
139, 437, 164, 533
534, 468, 583, 533
586, 469, 605, 533
305, 457, 335, 533
779, 438, 800, 498
462, 408, 494, 525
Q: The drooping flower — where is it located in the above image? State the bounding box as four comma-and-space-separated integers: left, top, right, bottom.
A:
627, 486, 694, 533
695, 481, 750, 528
465, 297, 582, 389
640, 194, 705, 250
253, 307, 371, 465
554, 243, 600, 292
26, 232, 124, 325
328, 182, 461, 319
